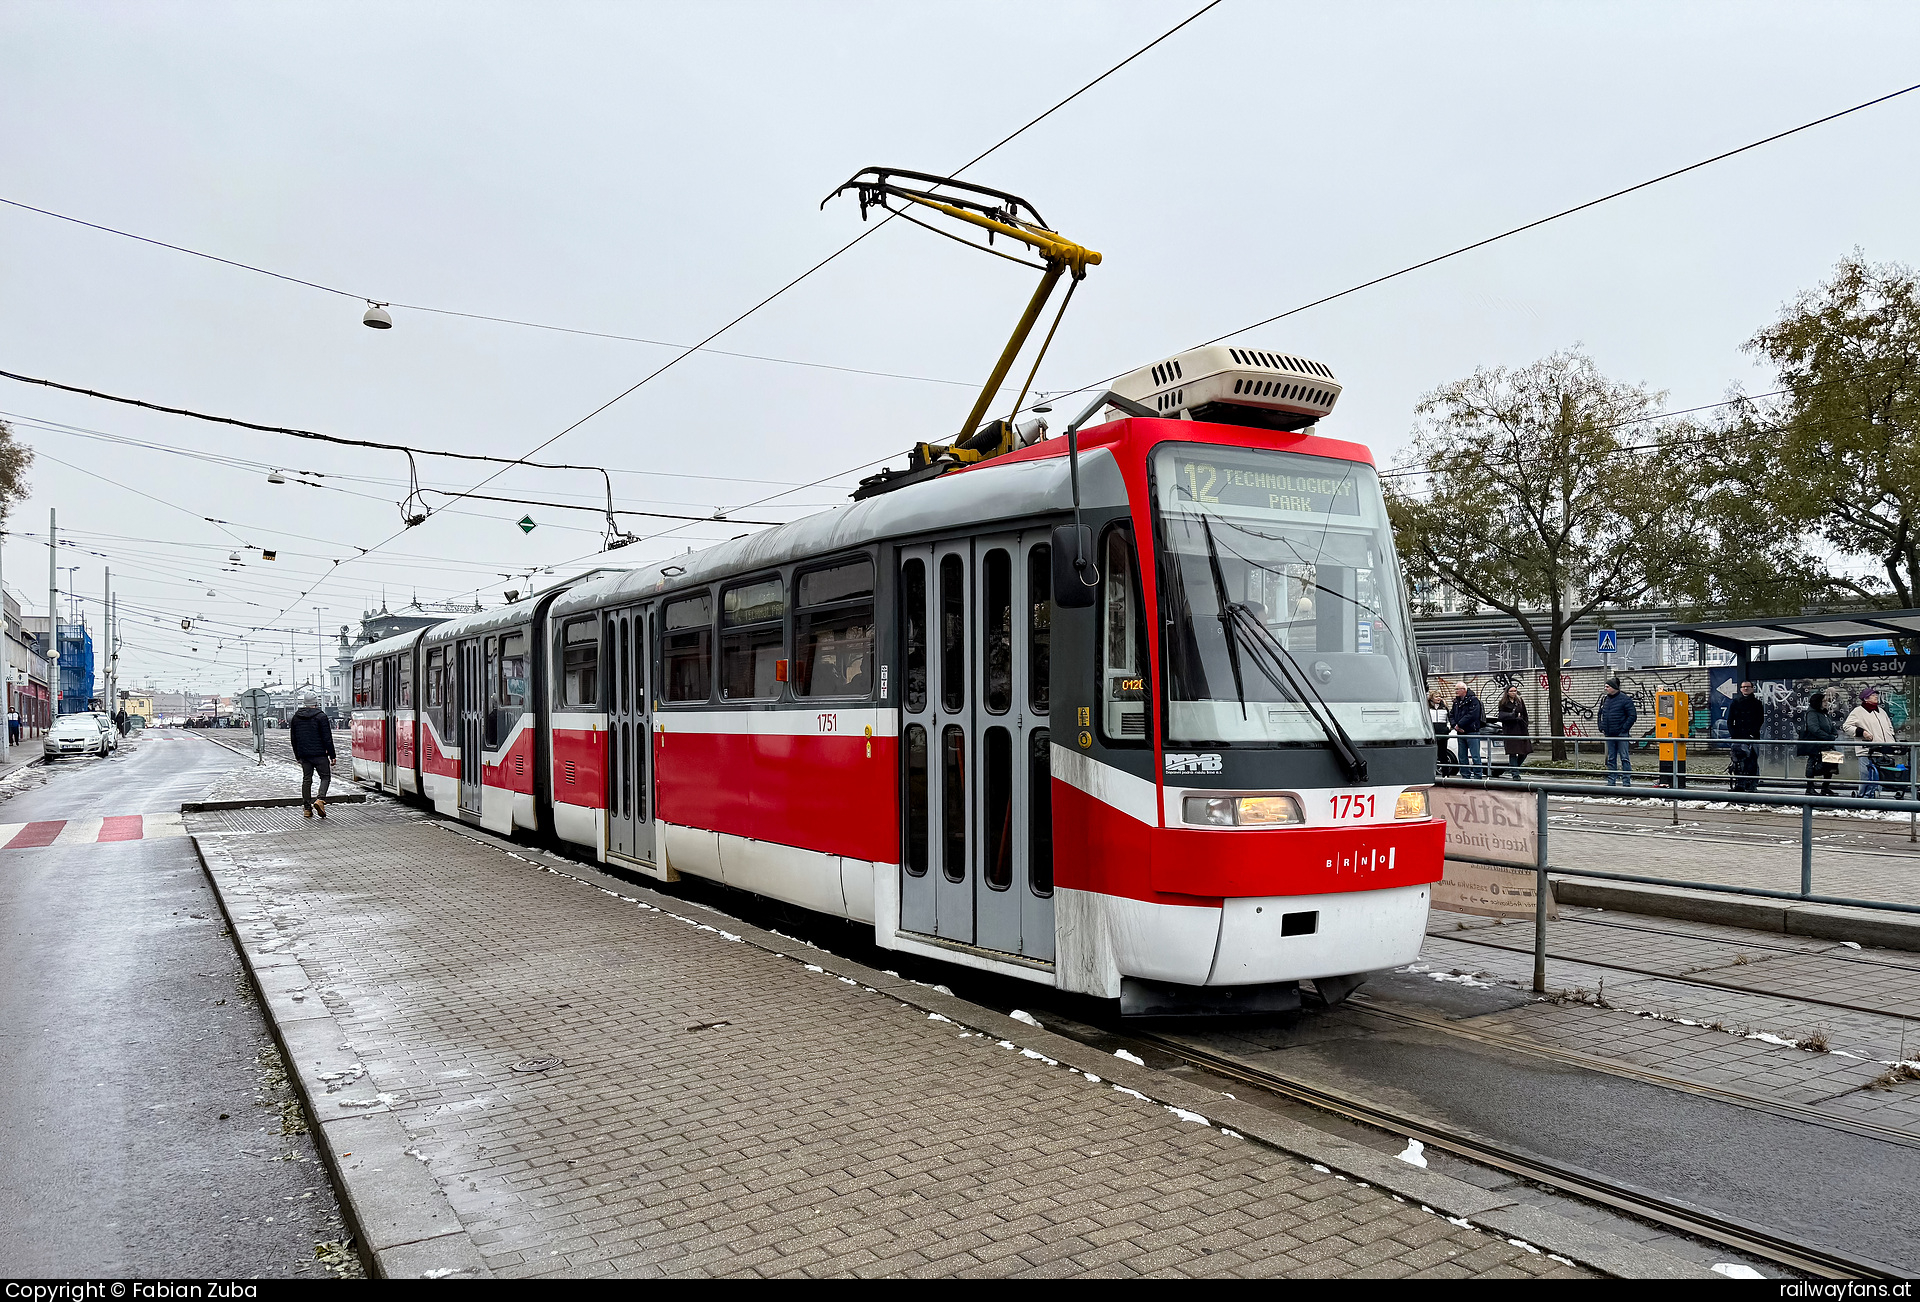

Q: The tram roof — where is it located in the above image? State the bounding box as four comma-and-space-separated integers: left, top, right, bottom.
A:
551, 439, 1125, 619
354, 626, 432, 661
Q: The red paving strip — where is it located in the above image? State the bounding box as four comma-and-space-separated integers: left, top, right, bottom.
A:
97, 815, 145, 842
6, 821, 66, 848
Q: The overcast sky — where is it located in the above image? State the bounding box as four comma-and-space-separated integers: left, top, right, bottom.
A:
3, 0, 1917, 695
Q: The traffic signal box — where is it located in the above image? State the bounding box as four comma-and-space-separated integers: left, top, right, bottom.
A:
1656, 689, 1690, 789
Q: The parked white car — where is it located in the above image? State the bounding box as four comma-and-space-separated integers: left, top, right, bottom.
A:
88, 712, 121, 752
45, 714, 111, 759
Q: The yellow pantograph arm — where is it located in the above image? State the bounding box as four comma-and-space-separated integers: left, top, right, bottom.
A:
892, 190, 1102, 275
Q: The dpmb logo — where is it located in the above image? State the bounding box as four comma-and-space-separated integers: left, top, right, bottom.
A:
1164, 753, 1223, 774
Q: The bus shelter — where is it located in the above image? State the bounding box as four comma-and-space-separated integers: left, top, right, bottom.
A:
1670, 610, 1920, 794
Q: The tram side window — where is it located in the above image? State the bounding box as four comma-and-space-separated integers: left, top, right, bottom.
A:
425, 648, 445, 736
1100, 528, 1149, 743
661, 592, 714, 703
940, 553, 965, 713
902, 558, 927, 713
370, 660, 385, 710
720, 577, 785, 701
795, 559, 874, 698
352, 665, 363, 709
904, 723, 928, 877
489, 631, 529, 747
561, 619, 599, 708
983, 549, 1012, 715
1028, 544, 1051, 715
1029, 727, 1053, 897
399, 659, 413, 709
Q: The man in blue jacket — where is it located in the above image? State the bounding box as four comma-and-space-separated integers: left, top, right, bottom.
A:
288, 694, 335, 819
1598, 677, 1638, 787
1449, 682, 1487, 780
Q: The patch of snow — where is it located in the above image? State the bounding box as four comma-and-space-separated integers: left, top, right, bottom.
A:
421, 1268, 455, 1279
1082, 1073, 1102, 1085
718, 931, 743, 943
1427, 972, 1494, 988
1112, 1086, 1149, 1102
1712, 1263, 1763, 1279
933, 985, 953, 996
1840, 941, 1862, 949
1746, 1031, 1799, 1049
803, 964, 825, 973
1310, 1164, 1330, 1174
1396, 1140, 1427, 1168
1113, 1049, 1146, 1066
1019, 1049, 1058, 1065
836, 976, 856, 985
1507, 1239, 1541, 1254
927, 1013, 952, 1023
337, 1093, 396, 1110
1220, 1129, 1243, 1139
1447, 1216, 1473, 1229
1009, 1009, 1041, 1028
1165, 1106, 1209, 1125
1548, 1255, 1575, 1266
403, 1148, 430, 1163
997, 1039, 1015, 1050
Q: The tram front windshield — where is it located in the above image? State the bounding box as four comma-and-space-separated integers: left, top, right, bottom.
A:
1151, 442, 1425, 745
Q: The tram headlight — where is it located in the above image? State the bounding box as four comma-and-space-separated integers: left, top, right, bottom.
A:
1182, 794, 1303, 827
1394, 789, 1429, 820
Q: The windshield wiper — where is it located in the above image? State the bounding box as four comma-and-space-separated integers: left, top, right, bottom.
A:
1199, 516, 1368, 781
1200, 516, 1249, 720
1226, 605, 1368, 782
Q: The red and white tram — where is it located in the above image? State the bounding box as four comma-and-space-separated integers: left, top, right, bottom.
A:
354, 346, 1444, 1013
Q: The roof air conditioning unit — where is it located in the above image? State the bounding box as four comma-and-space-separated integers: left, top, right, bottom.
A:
1105, 344, 1342, 432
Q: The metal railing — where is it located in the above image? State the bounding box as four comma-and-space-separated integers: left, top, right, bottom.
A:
1436, 776, 1920, 992
1435, 730, 1919, 797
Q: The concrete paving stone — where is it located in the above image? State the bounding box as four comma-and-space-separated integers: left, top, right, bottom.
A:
189, 812, 1606, 1280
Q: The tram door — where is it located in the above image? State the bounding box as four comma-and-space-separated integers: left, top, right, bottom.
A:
457, 638, 484, 815
897, 533, 1054, 959
381, 657, 399, 790
605, 605, 655, 864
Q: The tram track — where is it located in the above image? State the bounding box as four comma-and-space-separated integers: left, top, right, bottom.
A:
1128, 1023, 1907, 1281
1428, 918, 1920, 1025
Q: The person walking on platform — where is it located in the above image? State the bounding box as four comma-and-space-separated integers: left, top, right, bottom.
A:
1449, 682, 1486, 779
1429, 688, 1455, 775
1599, 677, 1638, 787
288, 693, 335, 819
1842, 687, 1896, 799
1727, 680, 1764, 793
1497, 686, 1532, 780
1800, 691, 1842, 797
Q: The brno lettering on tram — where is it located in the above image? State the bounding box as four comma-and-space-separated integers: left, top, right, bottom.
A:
353, 344, 1443, 1015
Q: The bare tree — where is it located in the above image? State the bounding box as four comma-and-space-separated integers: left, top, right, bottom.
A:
1386, 350, 1693, 758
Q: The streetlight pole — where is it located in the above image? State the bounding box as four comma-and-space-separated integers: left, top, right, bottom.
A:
46, 508, 56, 719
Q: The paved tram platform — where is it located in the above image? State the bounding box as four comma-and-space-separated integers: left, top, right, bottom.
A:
182, 792, 1652, 1280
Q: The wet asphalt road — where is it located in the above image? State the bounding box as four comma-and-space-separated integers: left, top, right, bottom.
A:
0, 731, 354, 1277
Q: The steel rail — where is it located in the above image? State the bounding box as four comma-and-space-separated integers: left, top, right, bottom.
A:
1135, 1025, 1908, 1280
1429, 925, 1920, 1024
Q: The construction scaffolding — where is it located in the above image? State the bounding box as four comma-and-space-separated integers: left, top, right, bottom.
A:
56, 621, 93, 714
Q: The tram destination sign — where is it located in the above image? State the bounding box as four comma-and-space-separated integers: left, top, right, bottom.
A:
1747, 654, 1917, 681
1170, 449, 1359, 517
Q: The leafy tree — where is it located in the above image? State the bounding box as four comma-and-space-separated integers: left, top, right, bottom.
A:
1386, 350, 1697, 756
1725, 255, 1920, 607
0, 420, 30, 527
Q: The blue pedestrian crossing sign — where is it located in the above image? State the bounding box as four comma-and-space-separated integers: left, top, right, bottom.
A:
1596, 629, 1618, 653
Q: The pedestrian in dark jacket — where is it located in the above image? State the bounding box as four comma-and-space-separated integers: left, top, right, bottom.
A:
1428, 689, 1455, 775
288, 695, 335, 818
1597, 678, 1638, 787
1727, 681, 1764, 793
1497, 687, 1532, 780
1449, 683, 1487, 779
1799, 692, 1841, 797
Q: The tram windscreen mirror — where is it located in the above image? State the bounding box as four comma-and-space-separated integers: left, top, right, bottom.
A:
1051, 525, 1096, 608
